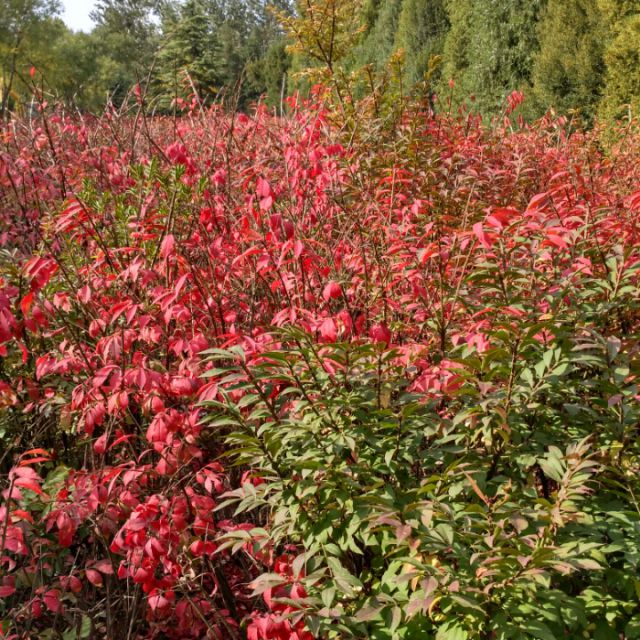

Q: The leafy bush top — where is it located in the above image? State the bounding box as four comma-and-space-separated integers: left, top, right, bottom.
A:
1, 96, 640, 639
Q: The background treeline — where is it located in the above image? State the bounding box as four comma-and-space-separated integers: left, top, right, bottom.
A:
2, 0, 640, 122
0, 0, 294, 116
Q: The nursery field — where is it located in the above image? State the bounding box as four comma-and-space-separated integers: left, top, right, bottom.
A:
2, 96, 640, 639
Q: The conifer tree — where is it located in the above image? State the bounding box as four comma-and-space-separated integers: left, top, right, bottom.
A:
394, 0, 448, 85
598, 0, 640, 120
155, 1, 291, 109
438, 0, 472, 104
354, 0, 403, 75
157, 0, 222, 104
440, 0, 546, 116
90, 0, 159, 105
257, 39, 291, 109
531, 0, 606, 121
243, 1, 293, 107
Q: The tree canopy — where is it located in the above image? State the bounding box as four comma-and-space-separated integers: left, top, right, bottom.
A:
4, 0, 640, 123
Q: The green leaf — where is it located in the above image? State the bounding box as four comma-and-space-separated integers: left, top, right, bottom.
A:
432, 523, 454, 546
448, 593, 484, 614
435, 622, 468, 640
326, 556, 363, 591
62, 616, 92, 640
321, 587, 336, 609
521, 620, 557, 640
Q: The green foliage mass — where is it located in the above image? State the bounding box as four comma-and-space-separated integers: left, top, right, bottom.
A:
394, 0, 448, 85
0, 0, 291, 116
353, 0, 404, 76
0, 0, 61, 117
204, 248, 640, 639
439, 0, 546, 116
350, 0, 448, 87
146, 0, 293, 110
598, 1, 640, 121
6, 0, 640, 123
286, 0, 640, 125
89, 0, 160, 106
531, 0, 607, 123
156, 0, 223, 106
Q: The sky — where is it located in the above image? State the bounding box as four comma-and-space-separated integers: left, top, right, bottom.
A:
60, 0, 98, 32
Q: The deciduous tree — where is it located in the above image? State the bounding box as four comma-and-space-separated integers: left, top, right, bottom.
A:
0, 0, 60, 118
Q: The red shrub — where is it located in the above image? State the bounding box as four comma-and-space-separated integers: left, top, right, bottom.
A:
1, 94, 640, 638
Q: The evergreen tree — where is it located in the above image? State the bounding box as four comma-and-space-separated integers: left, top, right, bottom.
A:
394, 0, 448, 85
156, 0, 292, 109
244, 1, 293, 109
257, 39, 291, 109
598, 0, 640, 120
361, 0, 382, 36
531, 0, 606, 121
439, 0, 477, 110
440, 0, 546, 116
157, 0, 222, 104
354, 0, 404, 75
229, 1, 292, 106
216, 0, 259, 100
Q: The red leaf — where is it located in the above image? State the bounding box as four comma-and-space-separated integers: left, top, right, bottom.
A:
160, 234, 175, 259
56, 200, 85, 233
43, 589, 62, 613
232, 245, 262, 267
257, 177, 271, 199
174, 273, 189, 296
60, 575, 82, 594
109, 301, 131, 325
11, 509, 34, 523
86, 569, 103, 587
369, 322, 391, 346
260, 195, 274, 211
17, 340, 28, 364
93, 559, 115, 575
148, 593, 169, 611
13, 477, 45, 496
110, 433, 135, 449
546, 231, 568, 249
56, 511, 75, 547
0, 585, 16, 598
322, 281, 342, 302
94, 433, 108, 455
526, 191, 550, 213
319, 317, 337, 342
473, 222, 492, 249
18, 457, 48, 466
21, 448, 51, 460
77, 285, 91, 303
20, 292, 34, 316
